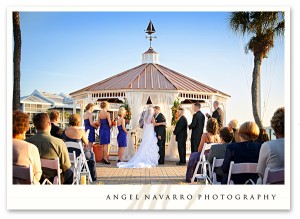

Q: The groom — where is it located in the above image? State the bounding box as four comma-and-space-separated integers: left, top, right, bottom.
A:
153, 106, 166, 165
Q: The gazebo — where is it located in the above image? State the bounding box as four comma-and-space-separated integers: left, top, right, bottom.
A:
70, 22, 230, 161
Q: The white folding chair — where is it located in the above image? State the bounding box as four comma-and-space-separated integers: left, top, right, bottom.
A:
211, 157, 224, 185
227, 161, 258, 184
191, 143, 217, 183
65, 141, 92, 183
263, 167, 284, 184
68, 151, 79, 185
13, 164, 33, 184
40, 158, 61, 185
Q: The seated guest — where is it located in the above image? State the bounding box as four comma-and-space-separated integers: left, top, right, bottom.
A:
256, 107, 284, 184
62, 114, 89, 155
13, 111, 42, 184
221, 121, 262, 184
49, 110, 63, 139
207, 127, 234, 181
255, 128, 270, 144
198, 118, 220, 153
62, 114, 97, 181
228, 119, 241, 143
26, 113, 73, 184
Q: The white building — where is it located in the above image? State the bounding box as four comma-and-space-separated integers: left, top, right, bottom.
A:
21, 90, 79, 128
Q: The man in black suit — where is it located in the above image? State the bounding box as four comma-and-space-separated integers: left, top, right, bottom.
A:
206, 100, 224, 129
49, 110, 63, 139
188, 102, 205, 153
173, 107, 188, 165
153, 106, 166, 165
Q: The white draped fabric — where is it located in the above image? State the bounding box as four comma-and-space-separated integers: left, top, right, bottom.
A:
148, 93, 177, 126
125, 92, 149, 131
166, 132, 180, 161
123, 132, 135, 161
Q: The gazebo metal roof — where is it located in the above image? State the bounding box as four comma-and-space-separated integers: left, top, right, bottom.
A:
70, 63, 230, 97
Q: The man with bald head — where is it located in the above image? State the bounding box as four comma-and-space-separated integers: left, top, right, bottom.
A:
206, 101, 224, 129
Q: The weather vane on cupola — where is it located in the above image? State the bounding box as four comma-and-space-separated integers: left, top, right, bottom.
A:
145, 20, 156, 49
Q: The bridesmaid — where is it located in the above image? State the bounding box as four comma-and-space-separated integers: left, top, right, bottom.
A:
84, 103, 98, 150
117, 107, 128, 162
97, 101, 112, 164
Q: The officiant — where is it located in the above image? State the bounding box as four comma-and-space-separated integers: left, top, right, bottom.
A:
173, 107, 188, 165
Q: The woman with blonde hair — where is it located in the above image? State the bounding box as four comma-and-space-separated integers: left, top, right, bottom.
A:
198, 118, 221, 153
97, 101, 112, 164
117, 107, 128, 162
228, 119, 241, 143
221, 121, 262, 184
84, 103, 99, 150
62, 114, 97, 181
62, 114, 89, 146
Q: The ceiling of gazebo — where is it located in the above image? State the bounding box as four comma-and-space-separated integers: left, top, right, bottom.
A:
70, 63, 230, 97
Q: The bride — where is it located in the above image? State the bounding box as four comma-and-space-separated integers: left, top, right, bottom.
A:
117, 106, 165, 168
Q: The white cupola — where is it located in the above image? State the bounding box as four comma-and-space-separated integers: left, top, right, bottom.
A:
142, 47, 159, 64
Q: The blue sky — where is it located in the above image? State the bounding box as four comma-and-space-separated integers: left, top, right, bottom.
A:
19, 11, 285, 127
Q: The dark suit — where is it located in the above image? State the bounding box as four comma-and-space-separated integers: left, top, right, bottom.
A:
208, 107, 224, 128
173, 116, 188, 164
188, 111, 205, 153
50, 123, 63, 139
154, 113, 166, 164
221, 141, 262, 184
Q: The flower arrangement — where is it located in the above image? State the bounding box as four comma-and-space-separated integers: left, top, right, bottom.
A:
171, 98, 181, 125
121, 99, 132, 124
111, 120, 117, 127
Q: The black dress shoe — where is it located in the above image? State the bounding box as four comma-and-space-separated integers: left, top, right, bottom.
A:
176, 162, 185, 165
102, 159, 111, 164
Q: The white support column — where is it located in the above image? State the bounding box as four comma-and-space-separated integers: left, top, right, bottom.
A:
62, 108, 65, 129
73, 101, 77, 114
80, 100, 85, 128
222, 101, 227, 127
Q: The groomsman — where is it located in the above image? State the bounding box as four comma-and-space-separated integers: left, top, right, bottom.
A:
153, 106, 166, 165
173, 108, 188, 165
189, 102, 205, 153
206, 100, 224, 129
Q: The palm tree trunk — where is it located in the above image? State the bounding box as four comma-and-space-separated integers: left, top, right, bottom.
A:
13, 12, 21, 111
251, 53, 264, 129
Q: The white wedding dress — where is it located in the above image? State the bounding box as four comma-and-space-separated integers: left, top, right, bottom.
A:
117, 108, 159, 168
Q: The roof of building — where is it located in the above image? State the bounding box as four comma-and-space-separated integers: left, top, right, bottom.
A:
143, 47, 158, 54
21, 95, 51, 104
21, 90, 75, 108
70, 63, 230, 97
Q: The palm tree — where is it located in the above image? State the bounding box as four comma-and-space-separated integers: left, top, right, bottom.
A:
13, 12, 22, 111
229, 12, 284, 129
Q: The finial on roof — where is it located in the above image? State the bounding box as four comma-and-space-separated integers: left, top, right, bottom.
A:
145, 20, 157, 48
